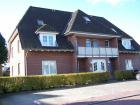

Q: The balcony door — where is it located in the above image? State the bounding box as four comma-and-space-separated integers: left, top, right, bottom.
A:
91, 59, 107, 72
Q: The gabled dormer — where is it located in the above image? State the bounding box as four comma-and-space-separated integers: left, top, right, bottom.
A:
35, 24, 59, 47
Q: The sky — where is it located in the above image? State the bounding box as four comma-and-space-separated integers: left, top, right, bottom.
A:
0, 0, 140, 44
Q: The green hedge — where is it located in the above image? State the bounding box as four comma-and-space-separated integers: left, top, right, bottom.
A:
0, 72, 109, 94
114, 70, 135, 81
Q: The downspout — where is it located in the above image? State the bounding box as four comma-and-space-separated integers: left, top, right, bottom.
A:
24, 51, 28, 76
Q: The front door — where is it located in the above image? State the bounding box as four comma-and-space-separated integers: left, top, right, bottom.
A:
91, 59, 107, 72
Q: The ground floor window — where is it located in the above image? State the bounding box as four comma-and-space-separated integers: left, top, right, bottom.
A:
91, 59, 106, 72
18, 63, 20, 75
42, 60, 57, 75
125, 59, 133, 70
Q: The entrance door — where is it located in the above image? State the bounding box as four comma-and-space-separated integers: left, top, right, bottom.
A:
91, 59, 106, 72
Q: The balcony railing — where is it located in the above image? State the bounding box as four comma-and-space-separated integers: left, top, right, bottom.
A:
77, 47, 118, 57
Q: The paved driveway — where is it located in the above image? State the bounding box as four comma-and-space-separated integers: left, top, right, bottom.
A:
0, 80, 140, 105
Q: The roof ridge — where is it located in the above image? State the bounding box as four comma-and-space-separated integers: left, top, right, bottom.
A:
64, 10, 79, 34
29, 6, 72, 14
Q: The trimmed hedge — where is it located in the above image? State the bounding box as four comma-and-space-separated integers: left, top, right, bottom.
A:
0, 72, 109, 94
114, 70, 135, 81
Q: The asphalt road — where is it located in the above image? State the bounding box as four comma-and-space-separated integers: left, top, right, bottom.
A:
0, 80, 140, 105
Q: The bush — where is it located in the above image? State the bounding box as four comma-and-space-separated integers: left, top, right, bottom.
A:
115, 70, 135, 81
0, 72, 109, 94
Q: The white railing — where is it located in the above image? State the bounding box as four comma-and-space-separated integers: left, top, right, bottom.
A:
78, 47, 118, 57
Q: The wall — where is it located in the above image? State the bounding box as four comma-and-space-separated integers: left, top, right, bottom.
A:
9, 35, 25, 76
26, 51, 75, 75
119, 53, 140, 70
76, 36, 118, 48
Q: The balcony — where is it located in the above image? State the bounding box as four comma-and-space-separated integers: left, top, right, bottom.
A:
77, 47, 118, 57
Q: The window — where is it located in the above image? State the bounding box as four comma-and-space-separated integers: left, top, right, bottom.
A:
42, 61, 57, 75
105, 40, 109, 48
93, 40, 99, 48
17, 40, 20, 53
86, 39, 91, 47
37, 19, 44, 25
83, 16, 91, 22
39, 34, 56, 46
93, 62, 97, 71
18, 63, 20, 75
48, 36, 53, 46
43, 36, 47, 42
91, 59, 106, 72
122, 39, 131, 49
110, 28, 117, 33
125, 59, 133, 70
101, 62, 105, 70
11, 66, 13, 76
11, 47, 13, 58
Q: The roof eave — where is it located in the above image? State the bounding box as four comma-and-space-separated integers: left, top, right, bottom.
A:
24, 48, 74, 52
35, 31, 59, 35
119, 51, 140, 54
65, 31, 121, 38
8, 28, 18, 43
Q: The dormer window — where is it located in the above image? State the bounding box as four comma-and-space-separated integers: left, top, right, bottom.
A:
83, 16, 91, 23
39, 33, 56, 46
122, 38, 132, 49
110, 28, 117, 33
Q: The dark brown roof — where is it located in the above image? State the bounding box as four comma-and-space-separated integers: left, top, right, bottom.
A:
16, 6, 140, 52
36, 24, 58, 33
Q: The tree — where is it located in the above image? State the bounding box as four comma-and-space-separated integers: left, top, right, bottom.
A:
0, 33, 8, 75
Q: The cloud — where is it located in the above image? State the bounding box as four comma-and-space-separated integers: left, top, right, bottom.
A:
87, 0, 135, 6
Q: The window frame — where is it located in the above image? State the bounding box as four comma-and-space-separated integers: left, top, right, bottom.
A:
93, 39, 99, 48
18, 63, 20, 75
105, 40, 109, 48
122, 39, 132, 49
39, 34, 56, 47
125, 59, 133, 70
42, 60, 57, 75
86, 39, 91, 47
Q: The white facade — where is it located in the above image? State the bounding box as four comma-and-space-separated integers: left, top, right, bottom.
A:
9, 35, 25, 77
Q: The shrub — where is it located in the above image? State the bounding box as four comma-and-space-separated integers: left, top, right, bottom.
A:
0, 72, 109, 94
115, 70, 135, 81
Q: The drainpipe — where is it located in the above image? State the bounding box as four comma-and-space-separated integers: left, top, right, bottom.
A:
24, 51, 28, 76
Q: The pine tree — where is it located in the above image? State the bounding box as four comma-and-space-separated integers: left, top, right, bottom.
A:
0, 33, 8, 75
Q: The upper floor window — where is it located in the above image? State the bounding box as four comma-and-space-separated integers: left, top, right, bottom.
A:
93, 40, 99, 48
86, 39, 91, 47
39, 34, 56, 46
122, 38, 132, 49
17, 40, 20, 53
105, 40, 109, 48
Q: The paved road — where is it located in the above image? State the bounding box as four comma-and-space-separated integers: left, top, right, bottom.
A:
95, 95, 140, 105
0, 80, 140, 105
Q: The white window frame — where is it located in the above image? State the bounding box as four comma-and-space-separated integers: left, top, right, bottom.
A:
125, 59, 133, 70
91, 59, 107, 72
42, 60, 57, 75
39, 33, 56, 46
122, 38, 132, 49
